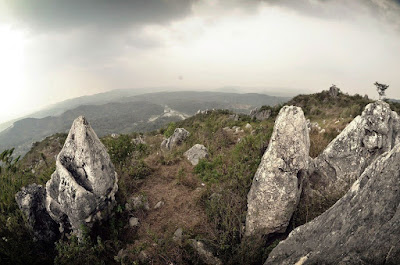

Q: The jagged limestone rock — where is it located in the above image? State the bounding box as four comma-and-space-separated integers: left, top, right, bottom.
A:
304, 101, 400, 213
184, 144, 209, 165
45, 116, 118, 234
15, 184, 59, 242
245, 106, 310, 237
161, 128, 190, 150
266, 143, 400, 265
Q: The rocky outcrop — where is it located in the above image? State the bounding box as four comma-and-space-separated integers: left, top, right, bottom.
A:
265, 143, 400, 265
45, 116, 118, 234
15, 184, 59, 242
305, 101, 400, 208
184, 144, 209, 165
245, 106, 310, 237
250, 108, 272, 121
161, 128, 190, 150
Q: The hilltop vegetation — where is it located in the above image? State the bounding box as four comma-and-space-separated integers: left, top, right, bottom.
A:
0, 90, 399, 265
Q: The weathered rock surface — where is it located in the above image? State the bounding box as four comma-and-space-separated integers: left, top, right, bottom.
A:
15, 184, 59, 242
266, 143, 400, 265
250, 107, 272, 121
184, 144, 209, 165
161, 128, 190, 150
306, 101, 400, 208
45, 116, 118, 234
245, 106, 310, 237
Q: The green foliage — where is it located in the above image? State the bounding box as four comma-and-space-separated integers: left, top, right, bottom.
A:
164, 122, 177, 138
55, 234, 106, 265
123, 160, 153, 180
0, 149, 23, 214
102, 135, 148, 166
194, 156, 224, 183
0, 148, 54, 265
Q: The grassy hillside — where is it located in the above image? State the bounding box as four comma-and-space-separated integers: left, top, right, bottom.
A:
0, 90, 398, 265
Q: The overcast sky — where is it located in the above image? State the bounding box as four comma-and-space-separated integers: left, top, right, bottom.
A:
1, 0, 400, 123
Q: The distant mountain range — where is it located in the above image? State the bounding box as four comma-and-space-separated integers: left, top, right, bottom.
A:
0, 90, 289, 157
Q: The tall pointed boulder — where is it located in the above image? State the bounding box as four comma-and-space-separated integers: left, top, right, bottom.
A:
245, 106, 310, 237
45, 116, 118, 234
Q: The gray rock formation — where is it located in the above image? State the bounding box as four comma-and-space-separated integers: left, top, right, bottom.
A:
329, 85, 340, 98
161, 128, 190, 150
173, 227, 183, 244
250, 108, 272, 121
45, 116, 118, 234
184, 144, 209, 165
245, 106, 310, 237
305, 101, 400, 209
15, 184, 59, 242
265, 143, 400, 265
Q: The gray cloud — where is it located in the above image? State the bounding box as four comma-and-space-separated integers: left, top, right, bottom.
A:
3, 0, 195, 31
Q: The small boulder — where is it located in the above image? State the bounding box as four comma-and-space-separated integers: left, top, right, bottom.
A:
129, 217, 139, 227
173, 227, 183, 244
154, 200, 165, 210
245, 106, 310, 237
161, 128, 190, 150
15, 184, 59, 242
184, 144, 209, 166
245, 123, 252, 130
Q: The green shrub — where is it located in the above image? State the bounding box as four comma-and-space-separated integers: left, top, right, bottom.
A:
123, 160, 153, 180
54, 234, 106, 265
164, 122, 177, 138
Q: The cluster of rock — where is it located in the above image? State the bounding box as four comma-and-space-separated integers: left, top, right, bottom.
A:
16, 116, 118, 239
161, 128, 190, 150
245, 100, 400, 264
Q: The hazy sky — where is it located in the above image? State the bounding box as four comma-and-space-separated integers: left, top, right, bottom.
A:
1, 0, 400, 123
